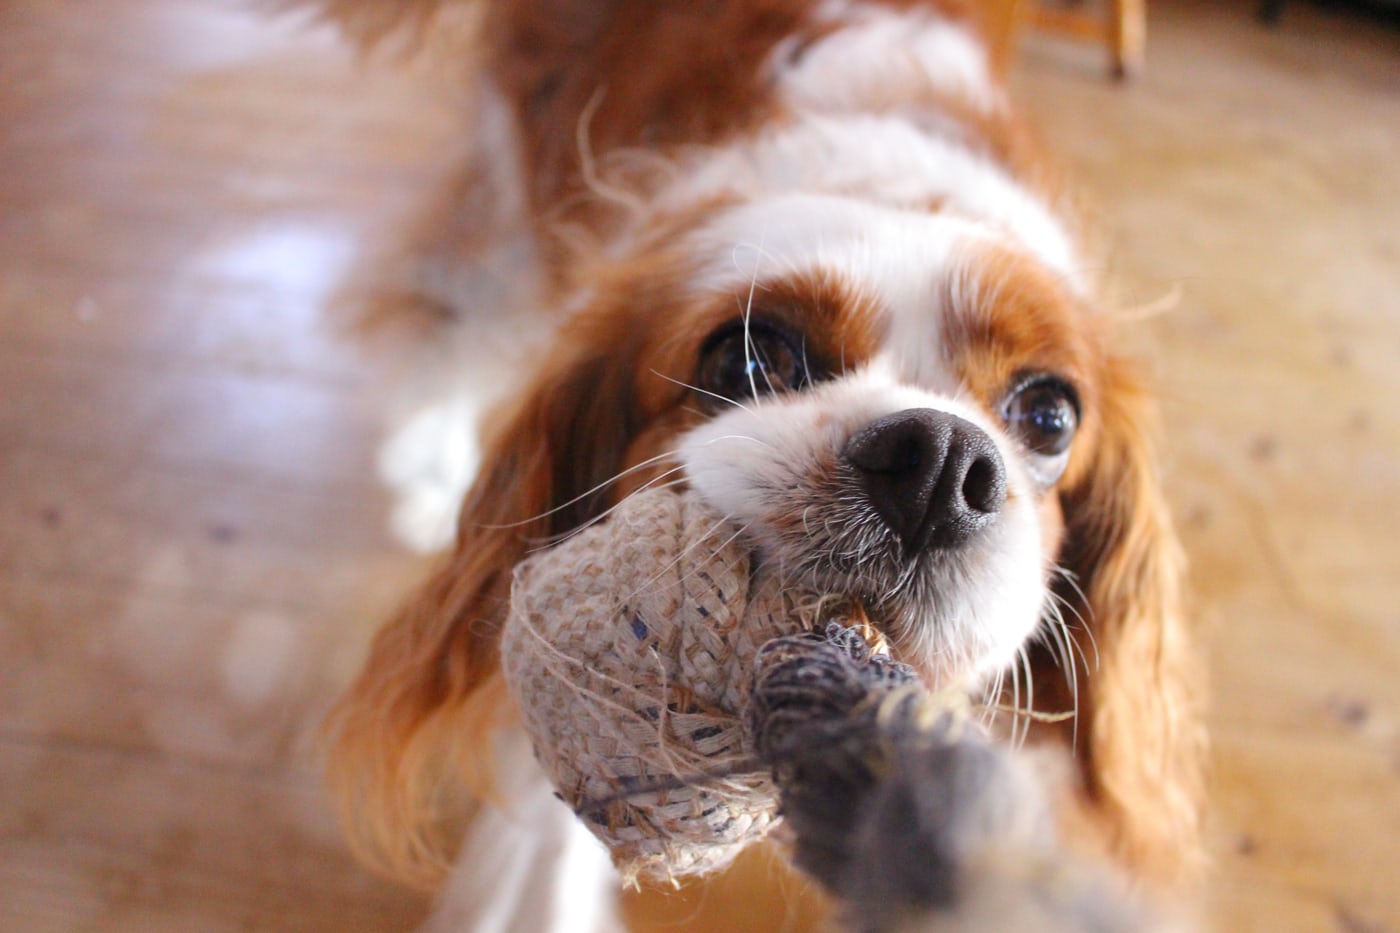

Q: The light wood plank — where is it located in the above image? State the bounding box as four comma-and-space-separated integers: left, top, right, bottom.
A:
0, 738, 430, 932
1019, 2, 1400, 929
0, 346, 384, 487
3, 0, 1399, 929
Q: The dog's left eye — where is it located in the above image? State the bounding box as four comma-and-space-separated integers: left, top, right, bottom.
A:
1004, 375, 1080, 486
695, 320, 809, 409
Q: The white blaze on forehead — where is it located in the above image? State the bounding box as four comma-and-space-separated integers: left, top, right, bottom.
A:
658, 118, 1082, 290
777, 2, 1002, 115
690, 193, 982, 293
633, 1, 1082, 290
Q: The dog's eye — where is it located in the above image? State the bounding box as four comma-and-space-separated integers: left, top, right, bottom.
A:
696, 320, 808, 409
1004, 375, 1079, 485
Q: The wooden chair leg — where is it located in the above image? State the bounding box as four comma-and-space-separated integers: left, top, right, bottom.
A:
1110, 0, 1147, 80
1024, 0, 1149, 81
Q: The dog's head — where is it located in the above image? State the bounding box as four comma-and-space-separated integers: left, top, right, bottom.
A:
329, 188, 1202, 887
675, 198, 1094, 689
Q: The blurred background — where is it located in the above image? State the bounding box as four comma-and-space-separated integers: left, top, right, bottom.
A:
1, 0, 1396, 929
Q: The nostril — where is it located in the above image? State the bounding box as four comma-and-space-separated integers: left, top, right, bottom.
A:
961, 453, 1006, 515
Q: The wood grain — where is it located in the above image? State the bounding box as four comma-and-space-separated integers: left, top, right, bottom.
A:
0, 1, 444, 927
2, 0, 1397, 930
1017, 1, 1400, 929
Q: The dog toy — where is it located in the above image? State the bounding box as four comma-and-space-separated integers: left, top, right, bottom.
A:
500, 487, 1159, 929
751, 628, 1158, 933
500, 487, 835, 882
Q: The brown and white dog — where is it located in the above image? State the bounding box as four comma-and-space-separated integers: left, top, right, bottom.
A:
308, 1, 1206, 929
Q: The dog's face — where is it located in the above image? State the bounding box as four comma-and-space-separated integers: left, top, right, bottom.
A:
551, 194, 1101, 690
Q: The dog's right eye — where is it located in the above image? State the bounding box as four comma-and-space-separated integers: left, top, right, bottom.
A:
1002, 373, 1080, 488
695, 320, 809, 410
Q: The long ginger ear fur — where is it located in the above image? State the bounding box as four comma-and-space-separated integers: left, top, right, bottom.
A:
1057, 355, 1207, 888
326, 326, 640, 888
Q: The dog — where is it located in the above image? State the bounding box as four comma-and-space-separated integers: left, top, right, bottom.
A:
306, 1, 1206, 929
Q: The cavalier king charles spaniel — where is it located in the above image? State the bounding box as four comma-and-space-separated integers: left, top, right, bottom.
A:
306, 0, 1206, 929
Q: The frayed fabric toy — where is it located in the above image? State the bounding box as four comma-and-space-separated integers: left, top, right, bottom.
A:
499, 488, 832, 882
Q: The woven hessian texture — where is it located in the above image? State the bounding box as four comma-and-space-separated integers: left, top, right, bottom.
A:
500, 489, 820, 883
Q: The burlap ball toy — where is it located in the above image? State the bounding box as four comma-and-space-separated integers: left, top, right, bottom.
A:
500, 487, 841, 883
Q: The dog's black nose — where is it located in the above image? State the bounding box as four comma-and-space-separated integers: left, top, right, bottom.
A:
843, 408, 1007, 555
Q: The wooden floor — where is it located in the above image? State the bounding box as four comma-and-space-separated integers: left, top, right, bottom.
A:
1015, 5, 1400, 929
2, 1, 1397, 930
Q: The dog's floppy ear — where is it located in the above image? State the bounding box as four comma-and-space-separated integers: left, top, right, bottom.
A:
1056, 356, 1206, 886
327, 323, 640, 886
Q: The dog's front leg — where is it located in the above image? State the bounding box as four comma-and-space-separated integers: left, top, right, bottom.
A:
422, 732, 623, 933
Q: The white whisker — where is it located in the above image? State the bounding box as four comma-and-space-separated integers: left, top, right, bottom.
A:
532, 475, 692, 551
695, 433, 777, 450
650, 369, 753, 414
476, 449, 686, 531
1050, 564, 1099, 670
1025, 668, 1034, 745
742, 242, 763, 403
616, 512, 753, 609
1042, 597, 1082, 749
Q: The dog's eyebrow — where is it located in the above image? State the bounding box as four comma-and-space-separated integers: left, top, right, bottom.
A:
937, 249, 1093, 402
731, 268, 887, 368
